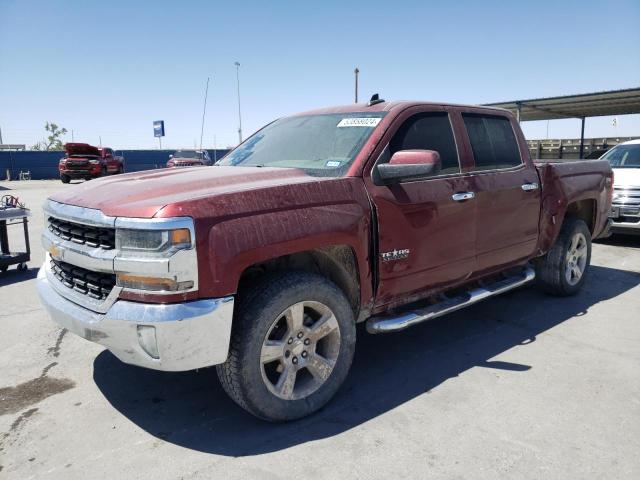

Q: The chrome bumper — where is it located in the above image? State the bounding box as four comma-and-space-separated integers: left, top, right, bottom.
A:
610, 204, 640, 232
37, 265, 234, 371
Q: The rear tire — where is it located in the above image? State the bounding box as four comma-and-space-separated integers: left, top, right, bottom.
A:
60, 174, 70, 184
217, 271, 356, 422
535, 217, 592, 296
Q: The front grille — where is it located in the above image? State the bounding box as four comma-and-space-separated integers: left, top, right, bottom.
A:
48, 217, 115, 249
50, 258, 116, 301
613, 187, 640, 206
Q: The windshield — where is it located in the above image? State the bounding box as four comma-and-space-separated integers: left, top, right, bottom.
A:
174, 150, 204, 159
601, 144, 640, 168
219, 113, 386, 176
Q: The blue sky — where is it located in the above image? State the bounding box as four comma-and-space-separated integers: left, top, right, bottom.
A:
1, 0, 639, 150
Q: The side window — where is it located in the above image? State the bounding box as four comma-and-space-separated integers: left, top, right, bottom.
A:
389, 113, 460, 174
462, 114, 522, 170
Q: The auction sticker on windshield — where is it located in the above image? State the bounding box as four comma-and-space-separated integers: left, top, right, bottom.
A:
337, 117, 382, 128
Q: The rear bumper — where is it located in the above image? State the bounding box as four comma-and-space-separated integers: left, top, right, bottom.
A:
37, 265, 234, 371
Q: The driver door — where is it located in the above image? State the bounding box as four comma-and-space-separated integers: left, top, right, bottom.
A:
366, 108, 477, 309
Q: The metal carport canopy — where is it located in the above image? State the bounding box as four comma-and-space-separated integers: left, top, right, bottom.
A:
484, 87, 640, 157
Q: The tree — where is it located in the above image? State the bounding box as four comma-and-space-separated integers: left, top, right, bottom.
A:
31, 122, 68, 151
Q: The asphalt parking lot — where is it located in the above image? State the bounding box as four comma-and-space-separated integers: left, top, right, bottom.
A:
1, 179, 639, 479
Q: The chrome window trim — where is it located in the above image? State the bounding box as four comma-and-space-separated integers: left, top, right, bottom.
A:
372, 151, 528, 185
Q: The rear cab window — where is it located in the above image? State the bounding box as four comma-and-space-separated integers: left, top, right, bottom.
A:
462, 114, 522, 170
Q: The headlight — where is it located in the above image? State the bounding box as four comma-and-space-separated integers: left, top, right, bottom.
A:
113, 217, 197, 294
89, 159, 100, 164
116, 228, 191, 256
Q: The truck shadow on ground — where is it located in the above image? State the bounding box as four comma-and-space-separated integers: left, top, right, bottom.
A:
93, 264, 639, 456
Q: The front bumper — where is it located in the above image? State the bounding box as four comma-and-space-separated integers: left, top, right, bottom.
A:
60, 166, 101, 177
37, 265, 234, 371
610, 204, 640, 233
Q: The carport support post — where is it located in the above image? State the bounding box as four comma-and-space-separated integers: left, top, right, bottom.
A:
579, 117, 585, 158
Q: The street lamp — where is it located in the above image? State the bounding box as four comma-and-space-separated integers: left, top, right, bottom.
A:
235, 61, 243, 144
354, 68, 359, 103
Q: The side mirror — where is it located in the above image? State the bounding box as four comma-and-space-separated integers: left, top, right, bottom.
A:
169, 154, 174, 159
376, 150, 442, 184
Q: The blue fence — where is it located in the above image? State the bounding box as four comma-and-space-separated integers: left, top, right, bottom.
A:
0, 149, 230, 180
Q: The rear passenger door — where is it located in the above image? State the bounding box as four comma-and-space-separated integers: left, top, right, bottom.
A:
461, 113, 540, 272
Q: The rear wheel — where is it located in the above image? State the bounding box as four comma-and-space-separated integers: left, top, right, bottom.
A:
60, 174, 70, 184
535, 217, 592, 296
217, 271, 356, 421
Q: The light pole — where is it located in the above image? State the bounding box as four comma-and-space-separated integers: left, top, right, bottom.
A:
354, 67, 359, 103
234, 61, 243, 144
200, 77, 210, 150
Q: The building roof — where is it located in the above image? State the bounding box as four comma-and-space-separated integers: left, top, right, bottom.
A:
484, 87, 640, 121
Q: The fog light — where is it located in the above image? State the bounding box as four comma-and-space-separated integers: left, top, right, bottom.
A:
137, 325, 159, 359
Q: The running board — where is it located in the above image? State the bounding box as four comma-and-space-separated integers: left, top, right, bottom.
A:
366, 266, 535, 334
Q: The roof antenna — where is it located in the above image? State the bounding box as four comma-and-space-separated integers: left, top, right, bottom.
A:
368, 93, 385, 106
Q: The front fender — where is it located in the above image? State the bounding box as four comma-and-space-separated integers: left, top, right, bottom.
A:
202, 202, 373, 305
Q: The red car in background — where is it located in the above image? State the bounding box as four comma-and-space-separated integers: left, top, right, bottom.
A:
59, 143, 125, 183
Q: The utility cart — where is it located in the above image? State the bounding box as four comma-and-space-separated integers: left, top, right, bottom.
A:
0, 195, 30, 273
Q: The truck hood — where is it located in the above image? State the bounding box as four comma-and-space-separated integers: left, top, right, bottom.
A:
612, 168, 640, 188
48, 166, 340, 218
65, 143, 100, 157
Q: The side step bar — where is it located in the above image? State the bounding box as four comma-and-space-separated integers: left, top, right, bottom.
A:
366, 266, 535, 334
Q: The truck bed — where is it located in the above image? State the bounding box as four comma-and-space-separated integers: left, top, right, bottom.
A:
534, 159, 612, 250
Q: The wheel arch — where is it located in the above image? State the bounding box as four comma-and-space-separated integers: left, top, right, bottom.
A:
237, 245, 362, 320
565, 198, 596, 234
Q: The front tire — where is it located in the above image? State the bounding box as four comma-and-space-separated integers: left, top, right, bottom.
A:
217, 271, 356, 421
535, 217, 592, 296
60, 174, 70, 184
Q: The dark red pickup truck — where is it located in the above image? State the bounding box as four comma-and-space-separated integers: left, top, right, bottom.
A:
38, 100, 612, 421
59, 143, 124, 183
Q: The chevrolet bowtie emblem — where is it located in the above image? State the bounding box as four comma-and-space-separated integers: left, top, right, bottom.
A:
49, 244, 62, 260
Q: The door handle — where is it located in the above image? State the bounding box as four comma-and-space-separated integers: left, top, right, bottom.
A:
452, 192, 475, 202
521, 182, 539, 191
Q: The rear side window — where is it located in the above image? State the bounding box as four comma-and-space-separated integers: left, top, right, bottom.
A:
389, 113, 460, 174
462, 114, 521, 170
